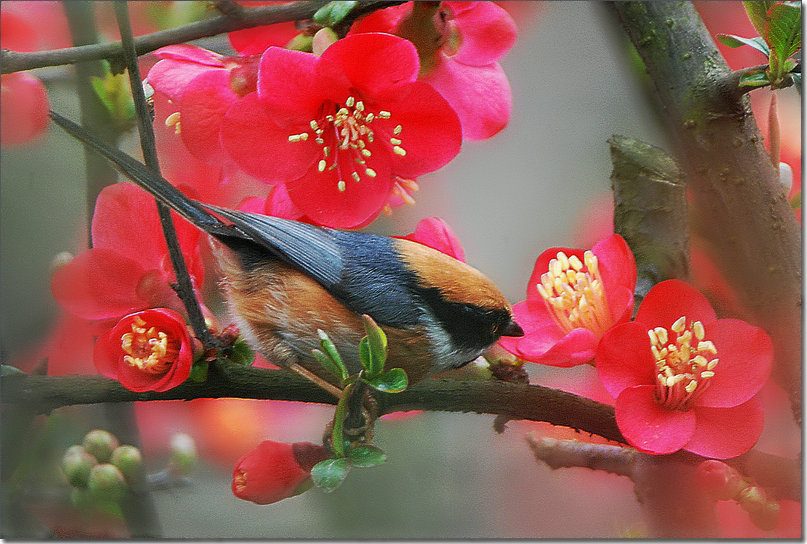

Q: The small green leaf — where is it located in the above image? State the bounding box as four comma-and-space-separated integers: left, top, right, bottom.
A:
189, 361, 208, 382
364, 367, 408, 393
359, 315, 387, 377
90, 68, 135, 124
310, 457, 351, 492
765, 3, 801, 61
716, 33, 770, 55
316, 329, 348, 381
313, 1, 358, 27
743, 1, 777, 37
229, 337, 255, 366
739, 70, 771, 87
347, 444, 387, 468
312, 349, 343, 382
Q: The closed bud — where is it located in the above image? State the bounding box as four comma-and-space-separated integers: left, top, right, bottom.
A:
738, 486, 780, 531
88, 463, 128, 502
82, 429, 119, 463
61, 445, 98, 488
168, 433, 197, 477
110, 445, 143, 482
695, 459, 746, 501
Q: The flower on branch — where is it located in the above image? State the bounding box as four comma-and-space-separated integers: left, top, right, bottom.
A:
220, 32, 462, 228
596, 280, 773, 459
350, 1, 517, 140
232, 440, 331, 505
94, 308, 195, 392
398, 216, 466, 261
500, 234, 637, 367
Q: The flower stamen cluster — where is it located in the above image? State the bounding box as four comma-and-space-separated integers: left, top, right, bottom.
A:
650, 315, 719, 410
287, 96, 406, 193
537, 250, 612, 337
120, 315, 180, 374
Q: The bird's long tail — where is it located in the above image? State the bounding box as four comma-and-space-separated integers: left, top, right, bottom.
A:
49, 111, 235, 238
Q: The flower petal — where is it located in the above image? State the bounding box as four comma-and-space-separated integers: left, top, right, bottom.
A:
497, 300, 539, 354
179, 70, 239, 163
147, 57, 221, 100
447, 1, 517, 66
400, 217, 466, 261
685, 397, 764, 459
516, 324, 598, 367
695, 319, 774, 408
256, 47, 330, 126
423, 58, 511, 140
593, 233, 637, 303
228, 22, 299, 55
615, 384, 696, 455
635, 279, 717, 329
152, 44, 226, 66
221, 92, 318, 182
1, 72, 49, 146
596, 322, 656, 398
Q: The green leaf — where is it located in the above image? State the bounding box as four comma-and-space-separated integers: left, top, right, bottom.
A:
229, 337, 255, 366
744, 1, 777, 37
310, 458, 351, 492
188, 361, 208, 382
739, 70, 771, 87
359, 315, 387, 377
316, 329, 348, 381
313, 1, 358, 27
765, 3, 801, 61
716, 33, 770, 55
312, 349, 343, 382
364, 368, 408, 393
90, 69, 135, 124
347, 444, 387, 468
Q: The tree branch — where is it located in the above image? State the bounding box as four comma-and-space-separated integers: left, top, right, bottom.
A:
612, 2, 802, 423
0, 1, 405, 74
527, 433, 638, 476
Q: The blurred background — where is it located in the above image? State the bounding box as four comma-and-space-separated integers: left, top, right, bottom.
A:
1, 1, 801, 538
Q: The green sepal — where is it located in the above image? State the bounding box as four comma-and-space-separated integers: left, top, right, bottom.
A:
347, 444, 387, 468
739, 70, 771, 87
363, 367, 408, 393
313, 1, 358, 27
716, 33, 770, 55
310, 457, 351, 493
359, 315, 387, 378
188, 361, 208, 382
229, 337, 255, 366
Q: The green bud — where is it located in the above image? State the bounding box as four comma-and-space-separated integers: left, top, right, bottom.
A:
70, 487, 97, 511
82, 429, 119, 463
168, 433, 197, 476
61, 445, 98, 488
87, 463, 128, 502
110, 445, 143, 482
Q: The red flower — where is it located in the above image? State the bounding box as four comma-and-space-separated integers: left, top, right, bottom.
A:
232, 440, 330, 505
399, 217, 466, 261
227, 2, 300, 55
51, 183, 203, 321
94, 308, 194, 392
351, 1, 517, 140
596, 280, 773, 459
220, 32, 462, 228
500, 234, 637, 367
0, 72, 49, 147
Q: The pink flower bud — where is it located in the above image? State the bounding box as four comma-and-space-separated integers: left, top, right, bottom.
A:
696, 459, 746, 500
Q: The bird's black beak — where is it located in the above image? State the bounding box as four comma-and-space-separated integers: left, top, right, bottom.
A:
501, 318, 524, 337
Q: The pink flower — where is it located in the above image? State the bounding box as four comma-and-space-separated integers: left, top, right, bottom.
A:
232, 440, 330, 504
51, 183, 203, 321
399, 217, 466, 261
500, 234, 637, 367
227, 2, 300, 55
220, 32, 462, 228
596, 279, 773, 459
351, 1, 517, 140
94, 308, 194, 392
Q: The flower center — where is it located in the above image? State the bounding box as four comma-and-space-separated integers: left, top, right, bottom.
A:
536, 250, 612, 337
120, 315, 179, 374
287, 95, 406, 192
649, 316, 719, 410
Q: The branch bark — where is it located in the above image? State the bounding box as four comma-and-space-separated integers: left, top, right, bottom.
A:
612, 1, 802, 422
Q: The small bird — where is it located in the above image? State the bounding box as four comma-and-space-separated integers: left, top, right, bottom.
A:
50, 112, 523, 391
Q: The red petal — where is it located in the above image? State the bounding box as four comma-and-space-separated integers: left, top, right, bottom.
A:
516, 324, 598, 367
525, 246, 584, 302
635, 279, 717, 329
51, 249, 146, 320
348, 4, 409, 34
685, 397, 764, 459
1, 72, 49, 146
696, 319, 773, 407
93, 327, 124, 380
228, 22, 299, 55
593, 233, 637, 300
256, 47, 329, 126
319, 33, 419, 96
401, 217, 466, 261
615, 385, 696, 455
221, 92, 318, 182
497, 300, 538, 354
376, 81, 462, 178
596, 322, 656, 398
147, 58, 221, 100
262, 185, 306, 220
179, 70, 238, 163
423, 58, 511, 140
152, 44, 225, 66
285, 150, 393, 228
447, 2, 517, 66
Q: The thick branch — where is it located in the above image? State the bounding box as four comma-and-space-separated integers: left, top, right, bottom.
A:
527, 434, 638, 476
613, 2, 802, 422
0, 1, 404, 74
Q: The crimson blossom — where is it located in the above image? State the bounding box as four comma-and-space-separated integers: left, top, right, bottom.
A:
220, 32, 462, 228
596, 280, 773, 459
350, 1, 517, 140
232, 440, 330, 505
94, 308, 195, 393
499, 234, 637, 367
